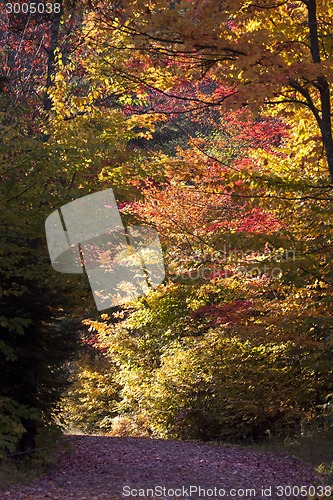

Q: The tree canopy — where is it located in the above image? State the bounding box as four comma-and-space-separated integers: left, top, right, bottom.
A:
0, 0, 332, 457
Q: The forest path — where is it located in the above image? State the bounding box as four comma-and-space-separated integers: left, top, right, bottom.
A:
3, 434, 320, 499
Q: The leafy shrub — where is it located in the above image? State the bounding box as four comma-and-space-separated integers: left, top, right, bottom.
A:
137, 331, 331, 441
0, 398, 38, 458
109, 414, 151, 437
61, 346, 120, 434
68, 282, 333, 442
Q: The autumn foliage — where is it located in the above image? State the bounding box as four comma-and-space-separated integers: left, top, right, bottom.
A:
0, 0, 333, 460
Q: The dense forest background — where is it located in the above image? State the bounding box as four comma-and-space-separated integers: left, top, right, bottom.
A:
0, 0, 333, 461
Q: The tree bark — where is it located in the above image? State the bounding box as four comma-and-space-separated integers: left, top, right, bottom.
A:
43, 1, 63, 112
307, 0, 333, 182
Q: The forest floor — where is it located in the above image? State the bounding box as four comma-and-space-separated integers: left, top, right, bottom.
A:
0, 434, 328, 500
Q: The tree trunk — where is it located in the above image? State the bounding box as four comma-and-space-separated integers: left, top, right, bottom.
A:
307, 0, 333, 182
43, 1, 63, 112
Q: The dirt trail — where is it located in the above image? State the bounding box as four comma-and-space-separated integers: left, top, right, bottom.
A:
2, 434, 321, 499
